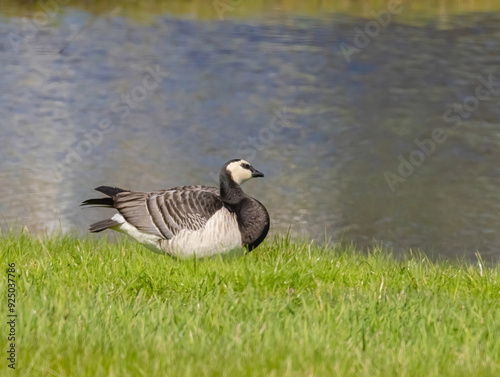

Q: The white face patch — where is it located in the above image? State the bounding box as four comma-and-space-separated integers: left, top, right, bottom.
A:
226, 160, 253, 185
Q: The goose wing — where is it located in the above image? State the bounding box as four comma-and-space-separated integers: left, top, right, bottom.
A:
114, 185, 223, 239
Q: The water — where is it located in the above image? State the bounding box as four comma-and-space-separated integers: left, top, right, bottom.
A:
1, 2, 500, 260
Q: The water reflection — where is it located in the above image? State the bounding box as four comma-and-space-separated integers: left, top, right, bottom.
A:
1, 5, 499, 260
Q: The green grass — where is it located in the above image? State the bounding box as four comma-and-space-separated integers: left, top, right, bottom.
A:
1, 232, 500, 377
3, 0, 500, 23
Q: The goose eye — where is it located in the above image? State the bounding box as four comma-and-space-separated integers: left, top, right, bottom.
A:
242, 163, 250, 169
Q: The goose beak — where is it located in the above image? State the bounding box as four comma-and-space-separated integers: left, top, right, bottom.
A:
251, 167, 264, 178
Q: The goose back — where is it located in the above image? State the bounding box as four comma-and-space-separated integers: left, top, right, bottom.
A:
114, 185, 223, 240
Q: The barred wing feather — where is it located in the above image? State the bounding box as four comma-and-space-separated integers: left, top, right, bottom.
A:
114, 186, 223, 240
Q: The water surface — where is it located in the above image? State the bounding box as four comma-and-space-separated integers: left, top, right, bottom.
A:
1, 2, 500, 260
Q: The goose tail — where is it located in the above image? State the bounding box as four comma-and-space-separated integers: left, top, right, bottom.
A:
89, 219, 120, 233
81, 186, 129, 207
83, 186, 129, 233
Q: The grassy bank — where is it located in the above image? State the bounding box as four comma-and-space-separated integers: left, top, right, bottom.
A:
1, 233, 499, 376
2, 0, 500, 23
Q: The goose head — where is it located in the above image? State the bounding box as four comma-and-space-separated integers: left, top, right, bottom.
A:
222, 159, 264, 186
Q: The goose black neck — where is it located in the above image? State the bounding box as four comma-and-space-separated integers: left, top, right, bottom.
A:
219, 170, 245, 204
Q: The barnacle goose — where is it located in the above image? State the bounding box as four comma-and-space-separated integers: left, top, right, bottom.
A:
81, 159, 270, 258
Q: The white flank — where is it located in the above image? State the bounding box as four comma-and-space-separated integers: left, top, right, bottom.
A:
161, 208, 242, 258
109, 211, 242, 258
110, 213, 164, 254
